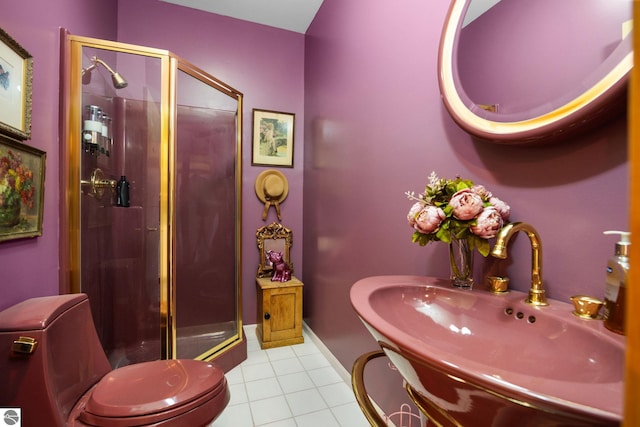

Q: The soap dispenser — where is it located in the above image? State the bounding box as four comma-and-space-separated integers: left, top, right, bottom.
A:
602, 230, 630, 335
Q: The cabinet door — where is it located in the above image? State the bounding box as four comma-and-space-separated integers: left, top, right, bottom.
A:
264, 286, 302, 342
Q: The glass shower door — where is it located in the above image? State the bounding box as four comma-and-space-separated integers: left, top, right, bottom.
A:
78, 45, 164, 366
173, 63, 241, 359
66, 34, 244, 368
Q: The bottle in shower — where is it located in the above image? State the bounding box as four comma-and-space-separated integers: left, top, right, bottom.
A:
116, 176, 130, 207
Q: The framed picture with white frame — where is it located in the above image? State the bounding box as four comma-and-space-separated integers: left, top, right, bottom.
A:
0, 27, 33, 140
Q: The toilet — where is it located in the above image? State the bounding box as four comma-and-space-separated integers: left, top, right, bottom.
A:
0, 293, 230, 426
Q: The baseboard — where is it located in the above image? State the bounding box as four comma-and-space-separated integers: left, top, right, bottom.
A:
301, 321, 351, 383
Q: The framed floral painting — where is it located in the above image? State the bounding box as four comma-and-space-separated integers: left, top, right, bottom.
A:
0, 135, 45, 242
251, 109, 295, 167
0, 27, 33, 140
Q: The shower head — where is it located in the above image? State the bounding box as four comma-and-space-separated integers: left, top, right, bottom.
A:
82, 56, 128, 89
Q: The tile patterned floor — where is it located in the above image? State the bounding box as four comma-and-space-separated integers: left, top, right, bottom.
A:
209, 324, 371, 427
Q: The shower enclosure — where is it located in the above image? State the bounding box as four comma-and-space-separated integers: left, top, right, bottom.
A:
60, 34, 244, 367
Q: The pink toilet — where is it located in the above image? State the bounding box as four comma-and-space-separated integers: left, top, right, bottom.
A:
0, 293, 230, 426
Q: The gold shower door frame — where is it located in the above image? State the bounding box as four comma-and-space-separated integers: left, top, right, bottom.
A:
62, 34, 243, 362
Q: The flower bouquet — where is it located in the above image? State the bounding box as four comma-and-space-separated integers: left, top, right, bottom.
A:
406, 172, 510, 287
0, 149, 35, 227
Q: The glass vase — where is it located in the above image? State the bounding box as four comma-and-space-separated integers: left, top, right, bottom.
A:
0, 201, 20, 228
449, 237, 474, 289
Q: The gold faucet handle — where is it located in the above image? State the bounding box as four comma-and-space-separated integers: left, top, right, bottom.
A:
570, 295, 603, 319
487, 276, 510, 293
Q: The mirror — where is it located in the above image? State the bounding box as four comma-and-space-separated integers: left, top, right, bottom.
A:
438, 0, 633, 144
256, 222, 293, 278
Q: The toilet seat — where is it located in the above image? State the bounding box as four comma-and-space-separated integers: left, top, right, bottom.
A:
78, 359, 229, 427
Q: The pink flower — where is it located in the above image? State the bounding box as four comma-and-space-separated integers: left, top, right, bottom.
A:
489, 197, 510, 220
407, 202, 425, 227
449, 189, 484, 220
471, 185, 492, 199
414, 205, 446, 234
470, 207, 503, 239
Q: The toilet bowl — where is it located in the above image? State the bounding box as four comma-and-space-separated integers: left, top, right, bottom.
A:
0, 294, 230, 427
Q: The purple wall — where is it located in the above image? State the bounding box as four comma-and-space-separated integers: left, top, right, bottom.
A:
303, 0, 628, 415
116, 0, 305, 324
1, 1, 305, 327
1, 1, 117, 309
0, 0, 631, 418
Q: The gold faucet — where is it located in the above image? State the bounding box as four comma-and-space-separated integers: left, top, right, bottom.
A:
491, 222, 548, 306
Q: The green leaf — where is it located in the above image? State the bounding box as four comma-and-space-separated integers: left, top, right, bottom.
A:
476, 238, 490, 257
453, 227, 467, 239
412, 231, 433, 246
436, 228, 451, 243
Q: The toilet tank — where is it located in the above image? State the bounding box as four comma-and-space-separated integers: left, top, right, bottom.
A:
0, 294, 111, 427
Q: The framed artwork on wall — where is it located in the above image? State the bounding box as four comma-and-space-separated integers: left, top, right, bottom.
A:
252, 109, 295, 167
0, 27, 33, 140
0, 135, 46, 242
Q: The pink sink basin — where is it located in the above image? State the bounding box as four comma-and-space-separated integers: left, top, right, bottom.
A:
350, 275, 626, 427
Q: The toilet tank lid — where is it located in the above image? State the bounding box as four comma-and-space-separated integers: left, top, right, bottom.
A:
0, 294, 88, 331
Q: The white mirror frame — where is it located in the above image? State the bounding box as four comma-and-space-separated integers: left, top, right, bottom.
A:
438, 0, 633, 144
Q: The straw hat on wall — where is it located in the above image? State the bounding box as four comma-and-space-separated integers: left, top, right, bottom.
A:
255, 169, 289, 220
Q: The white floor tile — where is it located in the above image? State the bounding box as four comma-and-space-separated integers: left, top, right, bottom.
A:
209, 402, 254, 427
228, 382, 248, 405
245, 377, 283, 401
243, 324, 258, 333
284, 388, 328, 416
250, 395, 293, 426
242, 361, 275, 382
259, 419, 297, 427
294, 409, 341, 427
291, 340, 320, 356
298, 353, 331, 370
219, 324, 373, 427
266, 346, 297, 361
307, 366, 344, 387
245, 334, 261, 350
271, 357, 305, 376
276, 371, 315, 394
243, 334, 262, 347
224, 366, 244, 385
318, 382, 356, 407
244, 349, 270, 365
246, 341, 262, 353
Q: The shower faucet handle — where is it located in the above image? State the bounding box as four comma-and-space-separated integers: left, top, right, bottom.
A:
80, 168, 116, 200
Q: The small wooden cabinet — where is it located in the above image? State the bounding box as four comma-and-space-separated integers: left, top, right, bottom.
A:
256, 276, 304, 349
